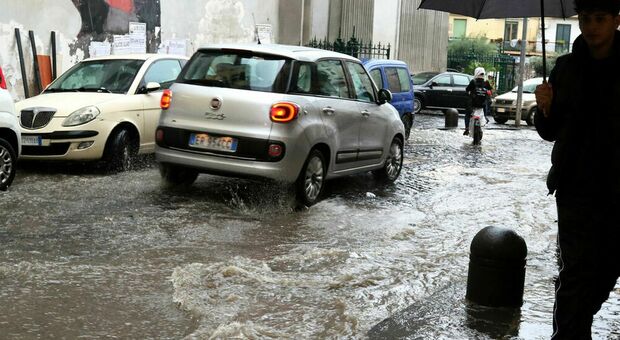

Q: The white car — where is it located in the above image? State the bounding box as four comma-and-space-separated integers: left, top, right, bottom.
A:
0, 86, 20, 191
491, 77, 544, 125
15, 54, 187, 171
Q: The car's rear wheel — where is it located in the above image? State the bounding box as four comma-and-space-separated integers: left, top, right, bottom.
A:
494, 117, 508, 124
526, 108, 536, 126
159, 163, 198, 186
402, 112, 413, 140
103, 128, 137, 172
373, 137, 403, 182
296, 149, 326, 207
413, 96, 423, 114
0, 138, 17, 191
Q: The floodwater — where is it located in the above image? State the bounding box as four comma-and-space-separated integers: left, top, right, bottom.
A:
1, 114, 619, 339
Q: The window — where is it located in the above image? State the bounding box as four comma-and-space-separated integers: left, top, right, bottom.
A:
46, 59, 144, 94
434, 75, 451, 86
453, 75, 470, 87
555, 24, 571, 54
453, 19, 467, 39
143, 59, 182, 89
316, 60, 349, 98
292, 62, 313, 94
386, 67, 402, 93
504, 21, 519, 41
370, 69, 383, 90
180, 50, 290, 93
396, 68, 411, 92
346, 61, 375, 102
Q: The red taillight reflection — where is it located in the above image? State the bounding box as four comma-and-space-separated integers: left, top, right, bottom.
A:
268, 144, 283, 157
160, 89, 172, 110
0, 67, 6, 90
270, 102, 299, 123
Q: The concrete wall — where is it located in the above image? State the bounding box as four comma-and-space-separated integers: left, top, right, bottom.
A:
449, 15, 541, 42
307, 0, 330, 43
0, 1, 82, 100
399, 0, 449, 73
372, 0, 399, 57
1, 0, 279, 101
278, 0, 303, 45
537, 17, 580, 54
161, 0, 279, 53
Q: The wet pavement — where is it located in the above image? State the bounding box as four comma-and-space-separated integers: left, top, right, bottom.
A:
1, 113, 619, 339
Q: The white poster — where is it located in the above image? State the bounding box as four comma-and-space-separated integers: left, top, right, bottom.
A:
159, 39, 187, 56
129, 22, 147, 54
256, 24, 273, 44
112, 35, 131, 55
88, 41, 111, 57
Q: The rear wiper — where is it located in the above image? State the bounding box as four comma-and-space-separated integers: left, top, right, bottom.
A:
181, 78, 228, 88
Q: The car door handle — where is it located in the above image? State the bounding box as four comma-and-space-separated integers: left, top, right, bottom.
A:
322, 107, 335, 116
361, 110, 370, 117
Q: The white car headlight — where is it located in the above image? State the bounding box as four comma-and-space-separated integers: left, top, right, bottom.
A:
62, 106, 100, 127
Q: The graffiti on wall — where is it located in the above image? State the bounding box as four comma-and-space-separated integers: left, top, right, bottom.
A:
70, 0, 160, 56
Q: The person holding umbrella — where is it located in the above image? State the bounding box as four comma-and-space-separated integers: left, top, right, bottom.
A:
535, 0, 620, 338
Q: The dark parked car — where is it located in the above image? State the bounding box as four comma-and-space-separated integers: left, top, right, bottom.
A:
412, 71, 473, 114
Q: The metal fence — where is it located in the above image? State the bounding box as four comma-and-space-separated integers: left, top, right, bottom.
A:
447, 53, 516, 94
306, 35, 391, 60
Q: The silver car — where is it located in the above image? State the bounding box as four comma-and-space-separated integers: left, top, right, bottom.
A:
155, 44, 404, 206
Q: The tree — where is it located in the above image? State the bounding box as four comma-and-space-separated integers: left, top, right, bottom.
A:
529, 55, 559, 77
448, 35, 498, 56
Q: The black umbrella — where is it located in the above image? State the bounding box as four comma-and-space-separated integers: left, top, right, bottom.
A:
418, 0, 577, 79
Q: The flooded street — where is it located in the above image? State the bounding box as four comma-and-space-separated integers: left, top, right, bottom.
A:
2, 113, 619, 339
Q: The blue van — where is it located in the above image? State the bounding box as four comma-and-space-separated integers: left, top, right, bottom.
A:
363, 59, 415, 138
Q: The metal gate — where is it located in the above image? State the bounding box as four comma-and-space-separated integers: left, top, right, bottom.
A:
447, 53, 516, 94
306, 33, 391, 60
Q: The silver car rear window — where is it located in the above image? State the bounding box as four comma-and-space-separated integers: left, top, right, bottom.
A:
179, 50, 292, 93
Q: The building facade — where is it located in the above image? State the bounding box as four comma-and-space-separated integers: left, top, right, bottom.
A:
1, 0, 448, 101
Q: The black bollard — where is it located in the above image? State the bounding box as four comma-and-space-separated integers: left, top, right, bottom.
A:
466, 226, 527, 308
445, 108, 459, 128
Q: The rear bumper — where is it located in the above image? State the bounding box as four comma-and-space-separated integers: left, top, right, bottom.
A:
491, 106, 531, 120
156, 146, 302, 183
154, 126, 306, 183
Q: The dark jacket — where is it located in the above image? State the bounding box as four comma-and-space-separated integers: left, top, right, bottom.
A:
535, 31, 620, 201
466, 78, 491, 109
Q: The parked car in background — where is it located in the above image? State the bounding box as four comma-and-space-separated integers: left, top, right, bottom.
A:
491, 77, 543, 125
412, 71, 473, 114
364, 59, 414, 139
15, 54, 188, 171
0, 83, 20, 191
155, 44, 404, 206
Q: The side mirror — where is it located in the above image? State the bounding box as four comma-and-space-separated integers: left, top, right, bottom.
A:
145, 82, 161, 93
430, 81, 439, 88
377, 88, 392, 104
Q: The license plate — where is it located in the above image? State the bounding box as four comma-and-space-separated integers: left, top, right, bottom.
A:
189, 133, 237, 152
496, 108, 506, 113
22, 135, 42, 146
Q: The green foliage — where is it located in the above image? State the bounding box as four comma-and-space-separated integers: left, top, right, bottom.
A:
464, 61, 496, 77
448, 35, 499, 56
529, 55, 558, 77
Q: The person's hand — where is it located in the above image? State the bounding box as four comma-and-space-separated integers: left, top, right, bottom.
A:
535, 81, 552, 118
